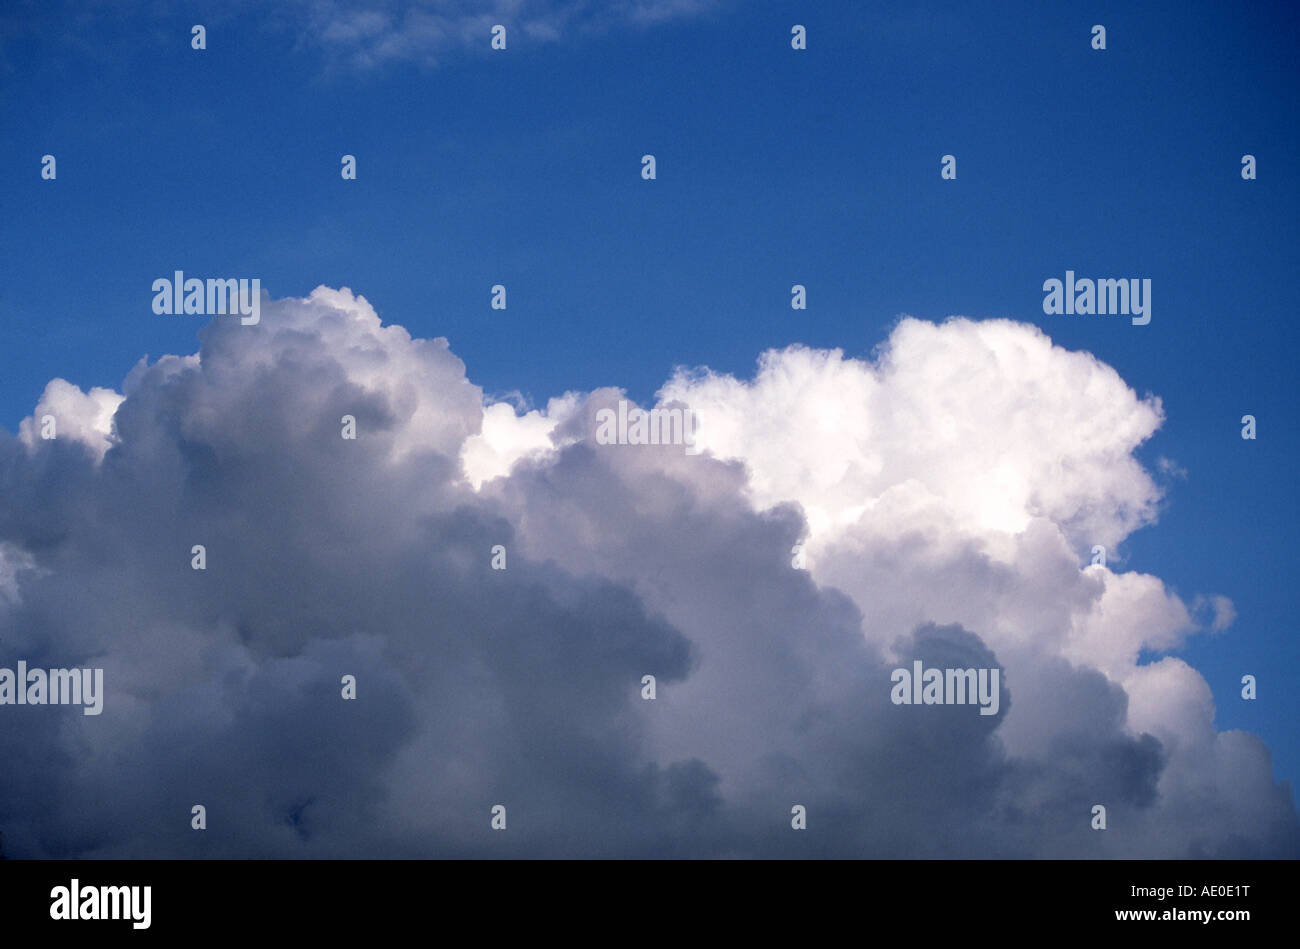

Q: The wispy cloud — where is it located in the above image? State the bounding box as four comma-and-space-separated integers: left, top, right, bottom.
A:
288, 0, 724, 70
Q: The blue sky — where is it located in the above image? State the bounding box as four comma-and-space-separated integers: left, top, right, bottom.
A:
1, 0, 1297, 818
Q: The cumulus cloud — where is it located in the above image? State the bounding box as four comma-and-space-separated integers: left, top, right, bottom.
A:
17, 378, 123, 463
461, 395, 573, 489
0, 289, 1294, 858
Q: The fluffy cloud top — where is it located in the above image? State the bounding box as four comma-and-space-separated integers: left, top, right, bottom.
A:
0, 288, 1294, 858
658, 319, 1165, 550
17, 378, 123, 463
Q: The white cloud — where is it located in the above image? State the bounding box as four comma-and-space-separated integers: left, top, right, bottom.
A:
461, 394, 578, 488
658, 318, 1166, 553
18, 378, 124, 463
1192, 593, 1237, 633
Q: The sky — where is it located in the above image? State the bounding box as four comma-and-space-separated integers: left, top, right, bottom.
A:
0, 0, 1296, 857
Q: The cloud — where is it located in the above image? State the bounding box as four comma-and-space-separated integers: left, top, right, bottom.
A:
658, 320, 1166, 551
0, 289, 1294, 858
287, 0, 722, 70
0, 0, 722, 76
17, 378, 123, 463
1192, 593, 1237, 633
461, 395, 571, 489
